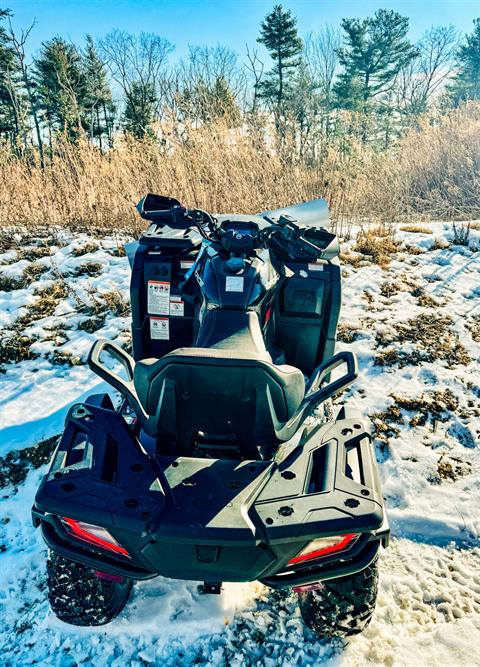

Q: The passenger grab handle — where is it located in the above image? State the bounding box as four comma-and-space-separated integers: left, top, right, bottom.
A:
87, 340, 147, 420
304, 351, 358, 406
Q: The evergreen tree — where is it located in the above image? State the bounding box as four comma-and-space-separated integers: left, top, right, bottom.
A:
123, 80, 157, 138
257, 4, 303, 114
82, 35, 115, 147
334, 9, 417, 114
448, 18, 480, 104
34, 37, 86, 141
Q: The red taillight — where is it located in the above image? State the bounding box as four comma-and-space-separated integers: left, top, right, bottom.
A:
62, 517, 130, 558
288, 533, 358, 565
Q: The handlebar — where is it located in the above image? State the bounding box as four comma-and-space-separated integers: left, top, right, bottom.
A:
138, 196, 332, 261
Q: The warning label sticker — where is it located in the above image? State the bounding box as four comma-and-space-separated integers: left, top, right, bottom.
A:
225, 276, 244, 292
150, 317, 169, 340
180, 260, 194, 270
169, 295, 185, 317
308, 263, 325, 271
147, 280, 170, 315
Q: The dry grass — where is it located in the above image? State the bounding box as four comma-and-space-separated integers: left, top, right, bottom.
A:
71, 242, 99, 257
362, 104, 480, 221
0, 105, 479, 241
437, 454, 472, 482
400, 224, 433, 234
67, 261, 103, 278
353, 225, 399, 267
337, 323, 361, 343
465, 315, 480, 343
78, 288, 129, 332
0, 435, 59, 488
0, 333, 38, 367
370, 389, 460, 444
375, 313, 471, 368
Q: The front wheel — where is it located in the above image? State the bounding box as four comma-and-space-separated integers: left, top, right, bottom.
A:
47, 551, 133, 626
298, 559, 379, 638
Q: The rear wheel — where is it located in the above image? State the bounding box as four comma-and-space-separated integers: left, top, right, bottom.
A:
298, 559, 379, 638
47, 551, 133, 626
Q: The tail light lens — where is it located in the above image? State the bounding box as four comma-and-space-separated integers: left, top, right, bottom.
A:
288, 533, 358, 565
61, 517, 130, 558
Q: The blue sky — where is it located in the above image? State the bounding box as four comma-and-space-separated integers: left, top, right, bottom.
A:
5, 0, 480, 61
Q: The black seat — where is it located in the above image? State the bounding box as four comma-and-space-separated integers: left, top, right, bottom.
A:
133, 312, 305, 454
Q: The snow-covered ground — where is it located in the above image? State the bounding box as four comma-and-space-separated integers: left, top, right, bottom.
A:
0, 223, 479, 666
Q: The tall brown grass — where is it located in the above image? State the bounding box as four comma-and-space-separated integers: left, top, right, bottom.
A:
0, 104, 479, 234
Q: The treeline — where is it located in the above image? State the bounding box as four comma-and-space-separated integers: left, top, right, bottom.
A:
0, 4, 479, 164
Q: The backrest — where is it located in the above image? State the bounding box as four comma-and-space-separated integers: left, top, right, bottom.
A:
134, 349, 304, 458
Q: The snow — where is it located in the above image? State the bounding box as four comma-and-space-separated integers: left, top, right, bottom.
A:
0, 223, 479, 666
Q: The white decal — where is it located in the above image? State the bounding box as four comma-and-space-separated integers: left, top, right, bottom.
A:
147, 280, 170, 315
225, 276, 244, 292
180, 260, 194, 269
150, 317, 169, 340
169, 296, 185, 317
308, 263, 325, 271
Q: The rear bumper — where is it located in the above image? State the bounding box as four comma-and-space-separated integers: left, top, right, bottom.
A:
33, 400, 389, 586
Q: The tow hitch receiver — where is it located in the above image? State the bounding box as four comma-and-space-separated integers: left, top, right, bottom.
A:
199, 581, 222, 594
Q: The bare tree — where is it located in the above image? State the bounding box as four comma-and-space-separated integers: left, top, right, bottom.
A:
304, 25, 341, 108
99, 30, 173, 121
172, 45, 246, 124
245, 45, 264, 114
7, 17, 45, 165
396, 25, 459, 115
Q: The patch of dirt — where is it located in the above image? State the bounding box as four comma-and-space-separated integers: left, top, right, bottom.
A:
0, 435, 58, 488
374, 313, 471, 368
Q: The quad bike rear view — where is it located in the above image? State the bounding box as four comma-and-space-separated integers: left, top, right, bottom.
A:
33, 195, 389, 637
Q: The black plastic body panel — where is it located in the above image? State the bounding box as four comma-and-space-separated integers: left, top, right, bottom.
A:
130, 226, 201, 361
33, 403, 387, 586
275, 258, 341, 375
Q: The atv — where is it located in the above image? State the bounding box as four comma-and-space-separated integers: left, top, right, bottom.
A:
32, 195, 389, 637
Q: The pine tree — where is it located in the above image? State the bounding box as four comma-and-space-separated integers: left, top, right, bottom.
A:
257, 4, 303, 114
34, 37, 87, 142
334, 9, 417, 114
448, 18, 480, 105
82, 35, 115, 148
123, 80, 157, 139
